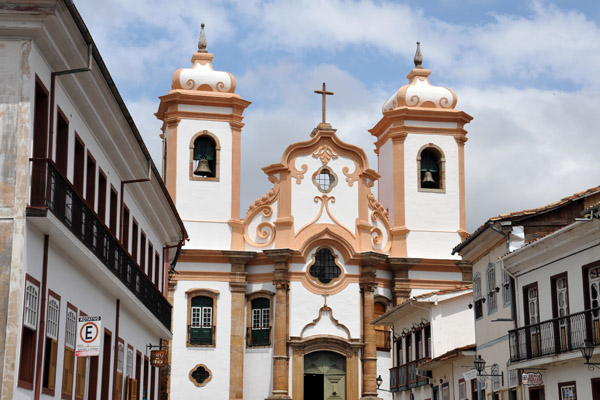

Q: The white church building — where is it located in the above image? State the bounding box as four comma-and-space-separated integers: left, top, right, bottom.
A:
162, 25, 474, 400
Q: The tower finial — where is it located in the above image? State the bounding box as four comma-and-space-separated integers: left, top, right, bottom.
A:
414, 41, 423, 68
198, 23, 207, 52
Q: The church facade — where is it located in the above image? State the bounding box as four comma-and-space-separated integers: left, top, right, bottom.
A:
160, 29, 473, 400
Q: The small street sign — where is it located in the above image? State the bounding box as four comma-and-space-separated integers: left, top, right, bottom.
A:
76, 316, 101, 357
151, 350, 166, 367
522, 372, 543, 386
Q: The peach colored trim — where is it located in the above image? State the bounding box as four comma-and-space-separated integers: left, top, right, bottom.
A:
295, 195, 355, 240
231, 126, 242, 220
185, 288, 220, 297
291, 271, 357, 295
156, 90, 251, 121
299, 304, 352, 339
296, 226, 357, 264
454, 134, 468, 239
179, 250, 231, 263
375, 278, 392, 289
374, 126, 469, 150
165, 119, 179, 203
390, 131, 407, 257
406, 279, 463, 289
176, 271, 231, 281
246, 273, 275, 283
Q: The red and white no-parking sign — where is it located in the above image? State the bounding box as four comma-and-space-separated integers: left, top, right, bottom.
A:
76, 316, 101, 357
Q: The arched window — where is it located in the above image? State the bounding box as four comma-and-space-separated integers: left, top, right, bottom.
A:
192, 136, 216, 177
417, 145, 445, 191
186, 288, 219, 346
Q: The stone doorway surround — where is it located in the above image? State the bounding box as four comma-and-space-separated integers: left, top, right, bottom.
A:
290, 335, 362, 399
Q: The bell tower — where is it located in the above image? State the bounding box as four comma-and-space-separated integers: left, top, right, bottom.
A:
369, 43, 473, 258
156, 25, 251, 249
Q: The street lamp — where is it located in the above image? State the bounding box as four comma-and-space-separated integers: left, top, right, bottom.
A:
376, 375, 393, 393
580, 341, 600, 370
473, 355, 503, 385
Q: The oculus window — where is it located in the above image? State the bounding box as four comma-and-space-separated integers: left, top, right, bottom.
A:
312, 166, 338, 193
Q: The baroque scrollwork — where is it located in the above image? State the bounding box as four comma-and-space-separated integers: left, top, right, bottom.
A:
312, 145, 339, 165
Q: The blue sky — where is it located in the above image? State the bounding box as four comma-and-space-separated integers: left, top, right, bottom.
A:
76, 0, 600, 231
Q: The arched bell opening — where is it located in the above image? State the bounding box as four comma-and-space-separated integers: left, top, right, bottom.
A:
417, 144, 445, 192
189, 130, 221, 181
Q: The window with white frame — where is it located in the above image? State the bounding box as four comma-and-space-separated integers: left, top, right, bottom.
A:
250, 297, 271, 346
188, 291, 218, 346
487, 263, 497, 314
473, 273, 483, 319
502, 270, 512, 307
24, 281, 39, 330
46, 297, 59, 340
65, 309, 77, 349
459, 379, 466, 399
126, 347, 133, 377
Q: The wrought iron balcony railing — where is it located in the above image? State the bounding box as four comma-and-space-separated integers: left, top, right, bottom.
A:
509, 307, 600, 363
29, 159, 171, 330
246, 327, 272, 347
389, 357, 431, 392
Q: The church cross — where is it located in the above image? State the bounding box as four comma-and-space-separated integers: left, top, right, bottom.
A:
314, 82, 334, 124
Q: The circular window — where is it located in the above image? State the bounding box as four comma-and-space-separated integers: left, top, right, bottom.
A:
309, 248, 342, 284
312, 167, 338, 193
189, 364, 212, 387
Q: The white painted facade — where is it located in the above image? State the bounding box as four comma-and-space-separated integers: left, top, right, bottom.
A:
0, 2, 185, 400
502, 217, 600, 400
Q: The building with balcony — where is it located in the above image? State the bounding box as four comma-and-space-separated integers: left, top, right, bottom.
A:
0, 1, 186, 399
453, 186, 600, 400
503, 207, 600, 400
373, 287, 475, 400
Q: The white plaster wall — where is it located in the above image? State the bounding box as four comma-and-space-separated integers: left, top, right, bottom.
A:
404, 134, 460, 232
170, 279, 232, 399
377, 350, 393, 400
184, 220, 232, 250
174, 118, 232, 222
431, 295, 475, 358
288, 282, 362, 339
377, 139, 395, 226
408, 270, 462, 282
14, 226, 163, 400
473, 243, 514, 350
514, 243, 600, 326
405, 231, 462, 259
244, 348, 273, 400
291, 153, 358, 235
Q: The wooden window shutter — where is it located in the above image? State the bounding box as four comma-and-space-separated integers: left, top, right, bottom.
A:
125, 376, 131, 400
75, 358, 87, 398
130, 379, 138, 400
47, 339, 58, 390
62, 347, 75, 395
115, 372, 123, 400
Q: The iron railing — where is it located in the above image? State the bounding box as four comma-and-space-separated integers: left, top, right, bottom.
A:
246, 327, 272, 347
188, 326, 215, 345
509, 307, 600, 362
389, 357, 430, 392
29, 159, 171, 330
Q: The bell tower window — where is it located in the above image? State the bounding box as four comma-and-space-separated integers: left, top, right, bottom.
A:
189, 131, 220, 181
417, 144, 445, 192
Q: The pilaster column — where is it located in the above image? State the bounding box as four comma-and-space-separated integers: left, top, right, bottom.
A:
223, 250, 256, 400
360, 252, 386, 400
264, 248, 294, 400
388, 257, 420, 306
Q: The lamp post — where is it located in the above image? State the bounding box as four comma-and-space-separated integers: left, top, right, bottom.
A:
376, 375, 393, 393
473, 355, 503, 386
580, 341, 600, 370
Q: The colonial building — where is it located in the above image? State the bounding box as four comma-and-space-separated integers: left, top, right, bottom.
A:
373, 287, 476, 400
0, 2, 186, 400
453, 186, 600, 400
161, 29, 474, 400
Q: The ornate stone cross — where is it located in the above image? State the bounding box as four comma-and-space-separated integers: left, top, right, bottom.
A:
314, 82, 334, 124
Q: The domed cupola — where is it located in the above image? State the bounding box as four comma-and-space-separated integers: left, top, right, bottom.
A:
170, 23, 236, 93
382, 42, 457, 112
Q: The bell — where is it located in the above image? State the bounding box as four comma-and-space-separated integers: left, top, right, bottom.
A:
422, 171, 435, 183
194, 159, 212, 176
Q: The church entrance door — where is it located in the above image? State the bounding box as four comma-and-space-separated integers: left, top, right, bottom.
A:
303, 351, 345, 400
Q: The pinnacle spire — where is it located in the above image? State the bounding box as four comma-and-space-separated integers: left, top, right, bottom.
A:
414, 41, 423, 68
198, 23, 207, 52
